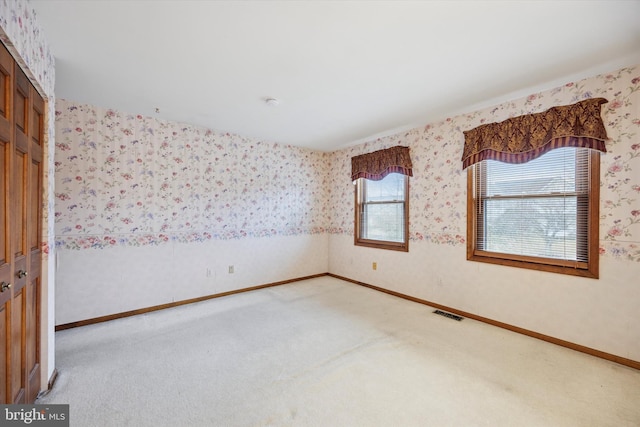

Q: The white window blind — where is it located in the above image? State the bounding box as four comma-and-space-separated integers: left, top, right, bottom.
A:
359, 173, 406, 243
473, 147, 591, 263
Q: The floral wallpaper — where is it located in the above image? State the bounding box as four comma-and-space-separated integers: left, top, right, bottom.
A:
0, 0, 55, 95
55, 65, 639, 262
329, 65, 640, 262
54, 100, 329, 250
1, 0, 57, 377
0, 0, 55, 256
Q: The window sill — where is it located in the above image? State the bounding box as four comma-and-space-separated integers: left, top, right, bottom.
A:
355, 239, 409, 252
467, 251, 598, 279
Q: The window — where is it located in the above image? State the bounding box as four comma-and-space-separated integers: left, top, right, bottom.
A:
355, 173, 409, 251
467, 147, 599, 278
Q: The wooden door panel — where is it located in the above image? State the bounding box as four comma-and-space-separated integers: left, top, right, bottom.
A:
0, 305, 7, 403
0, 265, 9, 307
14, 131, 26, 157
13, 64, 31, 140
14, 68, 28, 261
28, 159, 40, 252
10, 286, 24, 403
30, 99, 41, 147
13, 84, 24, 132
9, 63, 27, 405
29, 84, 43, 255
0, 45, 10, 147
13, 150, 26, 262
0, 47, 9, 122
0, 286, 8, 406
0, 141, 9, 308
0, 141, 6, 272
0, 42, 12, 405
1, 40, 43, 404
26, 276, 40, 403
26, 85, 42, 402
0, 46, 10, 308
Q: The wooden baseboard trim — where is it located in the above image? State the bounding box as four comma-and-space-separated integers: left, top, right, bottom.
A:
36, 368, 59, 399
55, 273, 328, 331
328, 273, 640, 371
48, 368, 59, 391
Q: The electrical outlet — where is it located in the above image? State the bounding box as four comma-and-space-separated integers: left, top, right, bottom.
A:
372, 262, 377, 270
228, 265, 234, 274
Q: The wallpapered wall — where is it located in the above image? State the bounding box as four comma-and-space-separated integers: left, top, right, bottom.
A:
329, 66, 640, 259
54, 102, 329, 248
55, 65, 640, 259
0, 0, 57, 383
0, 0, 55, 254
0, 0, 55, 93
53, 100, 330, 324
328, 65, 640, 362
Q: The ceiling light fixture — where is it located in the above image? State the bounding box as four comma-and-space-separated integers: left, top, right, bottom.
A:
265, 98, 280, 107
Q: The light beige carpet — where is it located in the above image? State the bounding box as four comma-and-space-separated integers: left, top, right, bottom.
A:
38, 276, 640, 426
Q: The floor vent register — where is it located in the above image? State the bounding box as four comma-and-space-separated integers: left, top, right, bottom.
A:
433, 309, 464, 321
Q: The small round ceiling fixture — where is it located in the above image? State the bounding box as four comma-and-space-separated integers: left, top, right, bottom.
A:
265, 98, 280, 107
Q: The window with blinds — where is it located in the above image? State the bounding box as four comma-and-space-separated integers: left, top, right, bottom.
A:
467, 147, 600, 278
355, 173, 409, 251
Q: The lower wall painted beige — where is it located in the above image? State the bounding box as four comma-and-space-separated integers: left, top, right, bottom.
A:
328, 234, 640, 363
55, 234, 328, 325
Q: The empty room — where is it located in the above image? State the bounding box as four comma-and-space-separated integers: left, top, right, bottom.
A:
1, 0, 640, 425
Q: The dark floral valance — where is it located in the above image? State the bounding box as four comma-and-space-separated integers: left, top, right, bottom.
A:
351, 146, 413, 181
461, 98, 608, 169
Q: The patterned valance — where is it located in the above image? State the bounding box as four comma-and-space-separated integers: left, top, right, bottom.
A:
461, 98, 608, 169
351, 146, 413, 181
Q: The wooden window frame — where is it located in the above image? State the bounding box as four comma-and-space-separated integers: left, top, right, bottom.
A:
354, 175, 409, 252
466, 150, 600, 279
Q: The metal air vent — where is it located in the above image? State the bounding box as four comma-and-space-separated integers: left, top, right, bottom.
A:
433, 309, 464, 321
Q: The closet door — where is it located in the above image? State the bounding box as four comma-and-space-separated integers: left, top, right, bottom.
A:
11, 63, 30, 404
0, 40, 43, 405
26, 72, 43, 404
0, 40, 13, 405
11, 64, 42, 404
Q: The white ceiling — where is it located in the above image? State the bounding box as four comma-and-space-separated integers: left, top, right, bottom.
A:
31, 0, 640, 152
